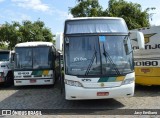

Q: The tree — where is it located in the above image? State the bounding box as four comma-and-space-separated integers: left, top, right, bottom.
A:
70, 0, 155, 29
107, 0, 152, 29
0, 22, 21, 50
0, 20, 53, 49
70, 0, 103, 17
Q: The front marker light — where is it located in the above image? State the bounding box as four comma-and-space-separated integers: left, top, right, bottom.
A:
64, 80, 83, 87
122, 77, 134, 85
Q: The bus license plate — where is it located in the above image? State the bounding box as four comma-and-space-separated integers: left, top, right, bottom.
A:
30, 79, 36, 83
97, 92, 109, 96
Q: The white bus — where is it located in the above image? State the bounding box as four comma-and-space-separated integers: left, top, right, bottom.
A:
63, 17, 144, 100
14, 42, 60, 86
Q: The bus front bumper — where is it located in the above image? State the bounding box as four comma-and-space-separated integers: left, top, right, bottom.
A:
65, 82, 135, 100
14, 78, 54, 86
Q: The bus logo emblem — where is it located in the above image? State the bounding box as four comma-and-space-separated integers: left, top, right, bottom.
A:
100, 83, 104, 87
144, 33, 156, 44
141, 69, 150, 73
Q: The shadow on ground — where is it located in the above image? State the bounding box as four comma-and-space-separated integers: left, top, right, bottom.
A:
134, 84, 160, 97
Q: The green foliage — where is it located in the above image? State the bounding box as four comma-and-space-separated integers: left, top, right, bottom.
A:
107, 0, 151, 29
0, 20, 54, 50
0, 22, 20, 50
70, 0, 103, 17
70, 0, 155, 30
0, 44, 8, 50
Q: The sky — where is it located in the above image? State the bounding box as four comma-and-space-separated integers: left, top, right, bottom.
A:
0, 0, 160, 34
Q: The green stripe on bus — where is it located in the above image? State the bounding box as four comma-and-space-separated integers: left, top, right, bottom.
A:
98, 77, 116, 82
31, 70, 43, 76
37, 71, 43, 75
31, 71, 37, 75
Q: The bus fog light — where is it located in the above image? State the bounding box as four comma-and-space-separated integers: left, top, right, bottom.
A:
122, 78, 134, 85
65, 80, 83, 87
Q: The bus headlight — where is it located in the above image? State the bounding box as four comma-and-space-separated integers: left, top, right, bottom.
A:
64, 80, 83, 87
122, 78, 134, 85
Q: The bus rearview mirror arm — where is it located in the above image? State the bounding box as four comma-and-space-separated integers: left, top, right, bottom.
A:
129, 31, 145, 49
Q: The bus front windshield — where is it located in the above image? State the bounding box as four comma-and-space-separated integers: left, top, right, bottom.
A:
0, 52, 9, 61
15, 47, 52, 69
64, 35, 134, 76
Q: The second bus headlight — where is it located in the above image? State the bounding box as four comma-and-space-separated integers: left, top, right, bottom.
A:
64, 80, 83, 87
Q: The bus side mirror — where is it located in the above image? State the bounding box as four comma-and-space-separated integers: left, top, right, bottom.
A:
129, 31, 145, 49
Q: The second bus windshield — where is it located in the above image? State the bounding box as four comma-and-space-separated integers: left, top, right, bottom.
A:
15, 46, 52, 69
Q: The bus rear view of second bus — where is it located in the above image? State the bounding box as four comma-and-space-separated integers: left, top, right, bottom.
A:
63, 17, 144, 100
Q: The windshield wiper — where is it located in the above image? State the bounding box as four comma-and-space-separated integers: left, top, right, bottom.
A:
85, 46, 97, 76
102, 43, 121, 75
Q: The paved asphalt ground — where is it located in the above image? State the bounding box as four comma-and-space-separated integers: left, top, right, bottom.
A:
0, 79, 159, 117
